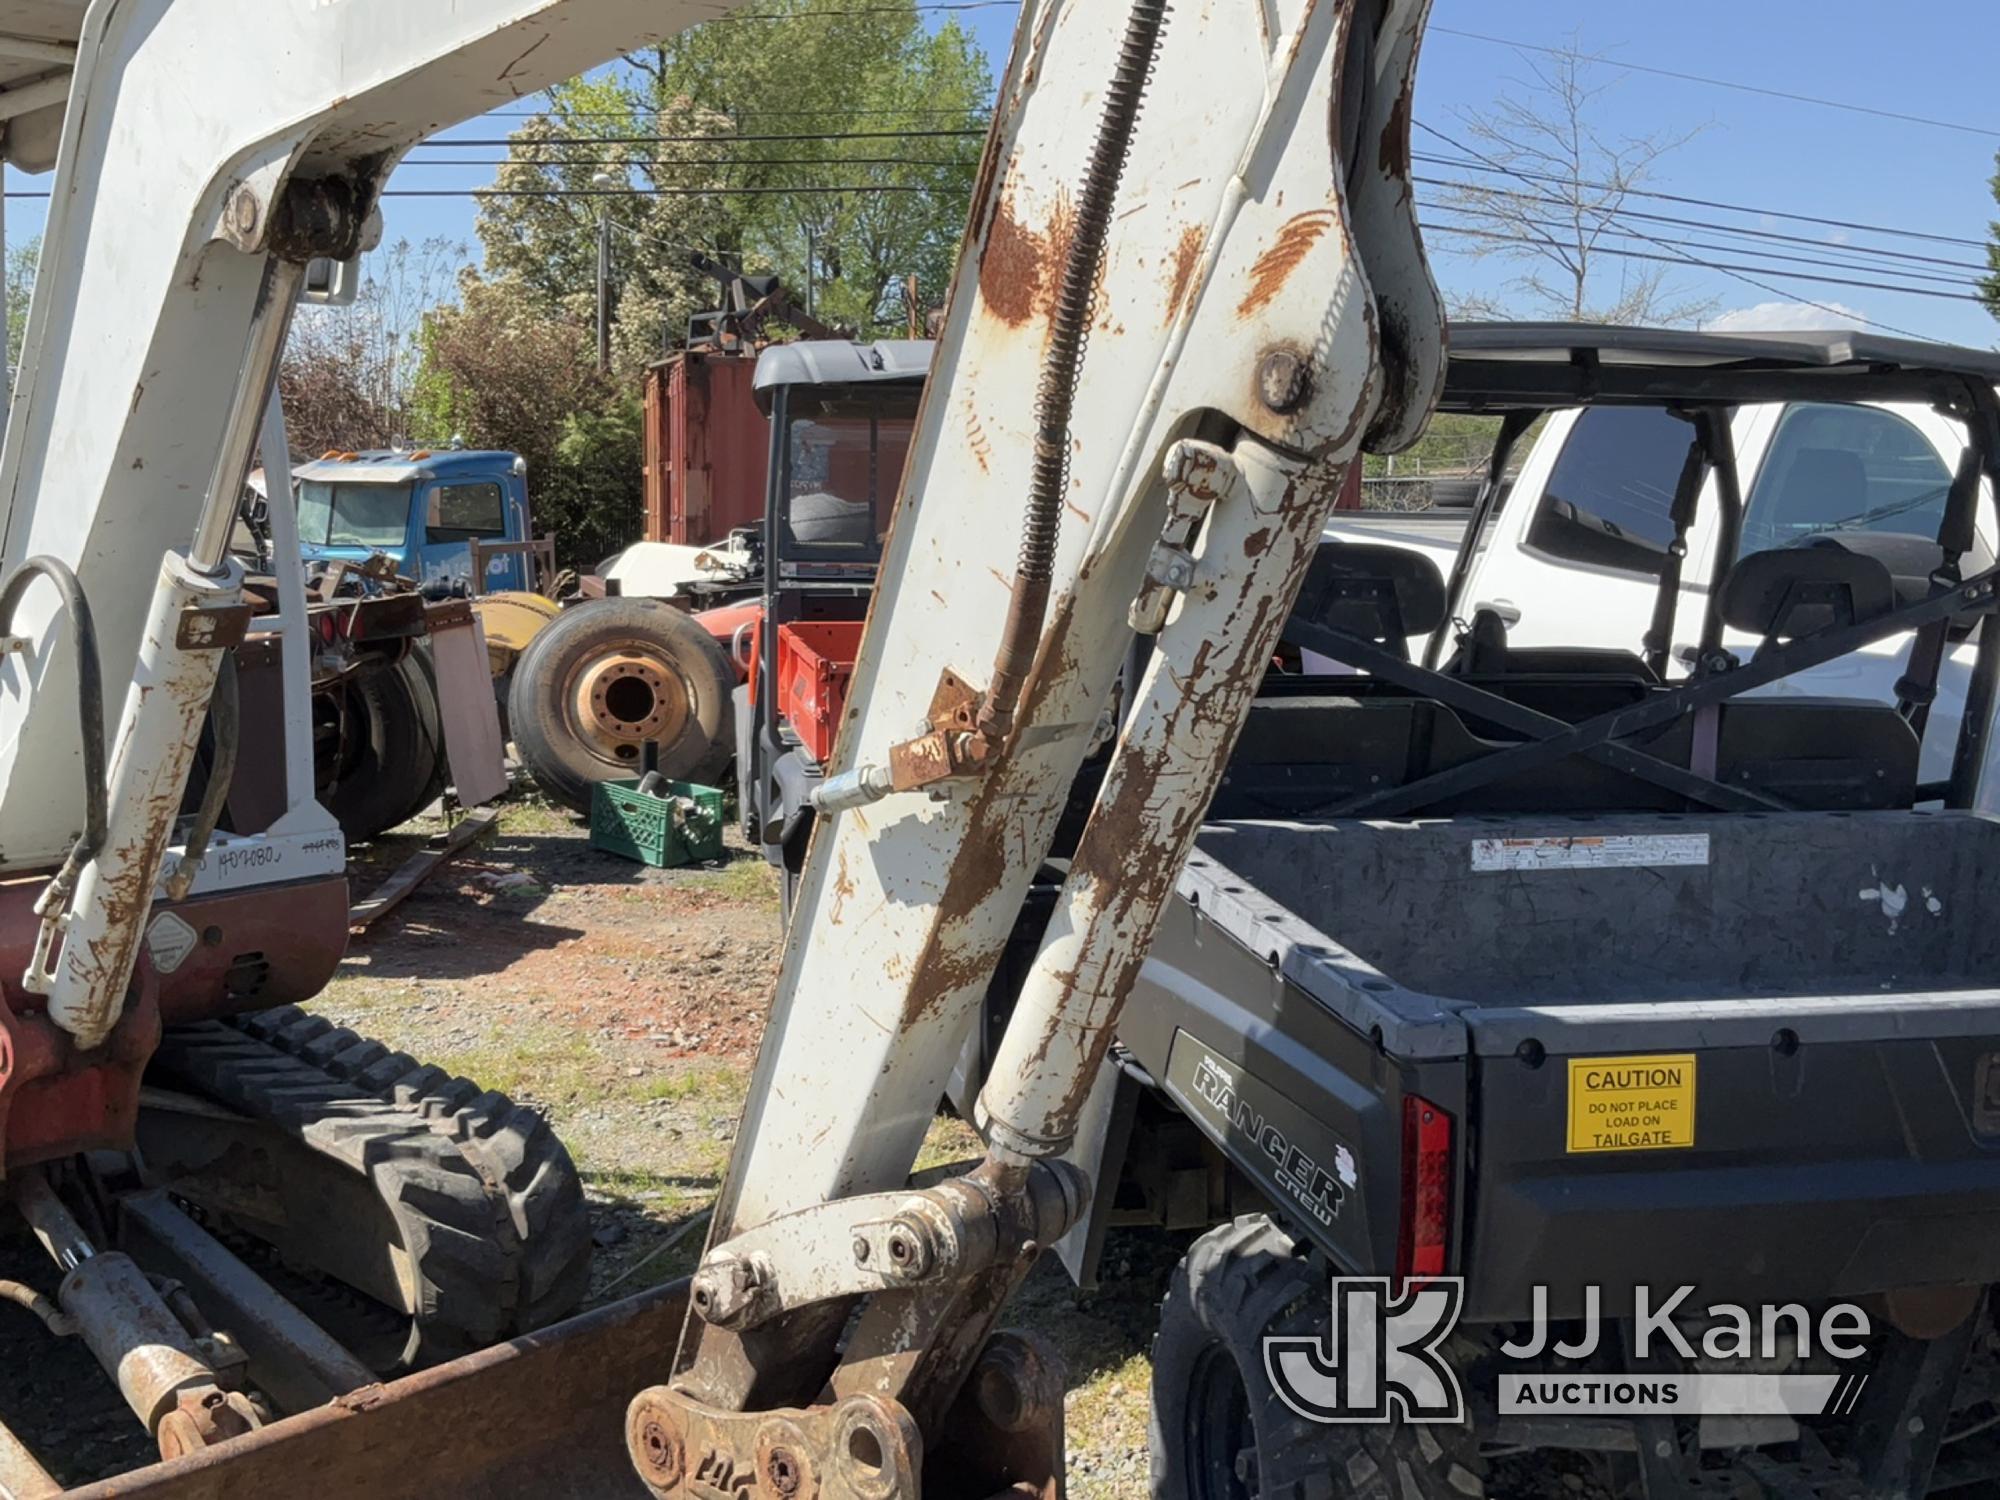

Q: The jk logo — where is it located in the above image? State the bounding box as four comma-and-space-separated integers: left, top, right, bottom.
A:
1263, 1278, 1466, 1424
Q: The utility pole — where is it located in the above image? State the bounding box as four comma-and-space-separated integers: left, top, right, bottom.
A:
593, 170, 617, 373
805, 223, 817, 321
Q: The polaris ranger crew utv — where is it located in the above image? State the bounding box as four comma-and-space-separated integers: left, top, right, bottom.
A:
1094, 325, 2000, 1498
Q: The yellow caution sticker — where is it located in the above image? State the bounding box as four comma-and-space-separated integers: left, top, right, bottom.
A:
1566, 1053, 1696, 1153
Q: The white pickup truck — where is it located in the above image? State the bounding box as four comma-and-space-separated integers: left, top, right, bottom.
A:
1326, 323, 2000, 786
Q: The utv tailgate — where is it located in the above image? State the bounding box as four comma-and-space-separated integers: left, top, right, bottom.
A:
1139, 812, 2000, 1322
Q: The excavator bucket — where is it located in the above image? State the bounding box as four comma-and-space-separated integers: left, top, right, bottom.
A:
57, 1285, 689, 1500
41, 1279, 1064, 1500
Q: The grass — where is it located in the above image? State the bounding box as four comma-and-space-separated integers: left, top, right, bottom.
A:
499, 793, 583, 838
625, 1063, 747, 1106
429, 1026, 606, 1104
684, 856, 780, 906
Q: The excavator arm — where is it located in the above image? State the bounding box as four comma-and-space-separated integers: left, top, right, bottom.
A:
0, 0, 739, 1048
638, 0, 1445, 1492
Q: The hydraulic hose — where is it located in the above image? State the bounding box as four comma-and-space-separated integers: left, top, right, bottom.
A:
0, 1279, 74, 1338
976, 0, 1172, 747
0, 557, 108, 901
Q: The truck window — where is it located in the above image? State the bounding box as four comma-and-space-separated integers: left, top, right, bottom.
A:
296, 481, 410, 549
427, 481, 508, 543
1524, 406, 1692, 577
1738, 402, 1953, 558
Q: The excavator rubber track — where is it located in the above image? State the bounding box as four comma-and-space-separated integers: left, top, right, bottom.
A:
141, 1005, 593, 1372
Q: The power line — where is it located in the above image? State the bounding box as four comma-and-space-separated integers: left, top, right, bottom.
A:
1414, 177, 1994, 278
702, 0, 1017, 17
1413, 152, 1990, 253
1, 185, 937, 201
476, 105, 994, 118
1430, 25, 2000, 142
1422, 206, 1984, 298
1420, 221, 1981, 307
400, 185, 939, 198
1413, 118, 1938, 340
411, 127, 986, 147
400, 155, 977, 170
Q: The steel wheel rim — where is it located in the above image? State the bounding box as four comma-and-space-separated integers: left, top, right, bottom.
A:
562, 644, 692, 769
1184, 1343, 1255, 1500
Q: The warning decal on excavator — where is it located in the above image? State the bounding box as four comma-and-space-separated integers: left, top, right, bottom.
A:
1566, 1054, 1696, 1153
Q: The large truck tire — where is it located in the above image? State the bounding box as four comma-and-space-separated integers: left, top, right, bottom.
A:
508, 597, 735, 815
321, 652, 444, 842
1149, 1216, 1487, 1500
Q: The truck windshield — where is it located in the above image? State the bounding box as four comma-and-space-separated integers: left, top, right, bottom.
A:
296, 481, 411, 549
779, 388, 917, 563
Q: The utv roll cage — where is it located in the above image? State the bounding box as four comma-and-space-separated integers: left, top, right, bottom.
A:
1280, 323, 2000, 820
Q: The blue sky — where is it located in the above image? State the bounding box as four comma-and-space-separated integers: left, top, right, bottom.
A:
8, 2, 1996, 346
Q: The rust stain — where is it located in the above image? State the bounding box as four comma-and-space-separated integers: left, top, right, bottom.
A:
829, 850, 857, 925
966, 409, 993, 474
1377, 71, 1415, 194
1042, 190, 1078, 314
979, 192, 1043, 328
1063, 498, 1090, 524
1243, 526, 1273, 558
988, 566, 1011, 591
891, 593, 1089, 1033
1238, 211, 1335, 318
1164, 225, 1203, 324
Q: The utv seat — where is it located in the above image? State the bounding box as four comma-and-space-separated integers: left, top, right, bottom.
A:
1247, 537, 1920, 816
1693, 539, 1918, 809
1450, 606, 1659, 683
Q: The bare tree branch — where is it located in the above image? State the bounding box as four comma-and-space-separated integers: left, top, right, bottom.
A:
1435, 36, 1716, 327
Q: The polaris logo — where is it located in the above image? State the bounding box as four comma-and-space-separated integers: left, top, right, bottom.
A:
1191, 1053, 1354, 1225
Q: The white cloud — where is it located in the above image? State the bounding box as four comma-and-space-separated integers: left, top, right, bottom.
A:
1707, 299, 1867, 332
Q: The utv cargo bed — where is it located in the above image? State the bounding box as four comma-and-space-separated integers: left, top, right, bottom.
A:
1122, 810, 2000, 1322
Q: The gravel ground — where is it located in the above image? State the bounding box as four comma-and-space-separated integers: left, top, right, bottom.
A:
0, 791, 1164, 1492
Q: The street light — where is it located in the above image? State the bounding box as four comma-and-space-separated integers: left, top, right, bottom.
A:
593, 170, 618, 373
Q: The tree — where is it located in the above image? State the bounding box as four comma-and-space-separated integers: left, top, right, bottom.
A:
473, 0, 991, 361
280, 236, 465, 455
1980, 155, 2000, 322
410, 273, 639, 567
1433, 39, 1715, 327
6, 235, 37, 379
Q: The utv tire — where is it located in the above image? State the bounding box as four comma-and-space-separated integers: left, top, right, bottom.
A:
322, 652, 444, 842
1149, 1216, 1486, 1500
508, 598, 735, 815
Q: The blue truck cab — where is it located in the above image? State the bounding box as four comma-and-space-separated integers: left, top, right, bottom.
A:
292, 447, 533, 594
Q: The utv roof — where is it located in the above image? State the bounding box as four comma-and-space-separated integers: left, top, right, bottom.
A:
1444, 321, 2000, 409
752, 340, 934, 412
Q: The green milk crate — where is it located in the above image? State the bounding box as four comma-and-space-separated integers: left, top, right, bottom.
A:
589, 777, 726, 868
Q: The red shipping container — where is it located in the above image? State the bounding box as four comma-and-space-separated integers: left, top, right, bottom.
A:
775, 619, 865, 766
642, 351, 771, 545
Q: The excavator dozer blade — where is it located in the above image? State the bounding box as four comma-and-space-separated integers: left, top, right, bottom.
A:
58, 1283, 691, 1500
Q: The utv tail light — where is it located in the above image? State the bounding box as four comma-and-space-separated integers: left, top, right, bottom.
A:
1397, 1094, 1453, 1284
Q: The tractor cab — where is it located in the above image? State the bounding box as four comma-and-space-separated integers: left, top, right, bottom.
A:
738, 340, 931, 900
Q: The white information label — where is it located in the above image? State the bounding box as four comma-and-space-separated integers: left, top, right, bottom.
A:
145, 911, 200, 974
1471, 834, 1710, 873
